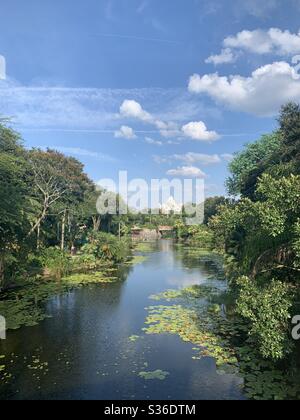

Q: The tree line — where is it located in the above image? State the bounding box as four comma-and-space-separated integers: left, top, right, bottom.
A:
210, 103, 300, 361
0, 121, 109, 288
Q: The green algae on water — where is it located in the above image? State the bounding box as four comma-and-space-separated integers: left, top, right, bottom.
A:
128, 335, 140, 342
126, 255, 148, 266
138, 370, 169, 381
62, 272, 118, 285
143, 283, 300, 400
143, 304, 238, 369
149, 285, 220, 302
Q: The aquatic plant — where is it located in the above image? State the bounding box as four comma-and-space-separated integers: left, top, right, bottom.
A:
143, 284, 300, 400
62, 272, 118, 285
138, 370, 169, 381
149, 285, 220, 302
144, 304, 238, 369
125, 255, 148, 266
128, 335, 140, 342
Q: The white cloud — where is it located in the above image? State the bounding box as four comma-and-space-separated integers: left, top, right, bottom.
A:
145, 137, 163, 146
114, 125, 137, 139
119, 99, 180, 137
224, 28, 300, 56
205, 48, 236, 65
188, 61, 300, 116
181, 121, 220, 141
172, 153, 221, 165
38, 146, 116, 162
167, 166, 206, 178
120, 100, 152, 123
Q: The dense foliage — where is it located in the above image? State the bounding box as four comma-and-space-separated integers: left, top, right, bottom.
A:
0, 122, 127, 289
210, 103, 300, 361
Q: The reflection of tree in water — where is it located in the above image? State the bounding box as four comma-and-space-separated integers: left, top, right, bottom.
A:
116, 262, 134, 282
20, 263, 134, 365
173, 243, 225, 281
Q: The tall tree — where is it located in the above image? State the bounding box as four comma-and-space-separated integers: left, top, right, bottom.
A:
28, 149, 93, 249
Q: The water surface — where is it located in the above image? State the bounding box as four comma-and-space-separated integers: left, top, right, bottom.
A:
0, 240, 245, 400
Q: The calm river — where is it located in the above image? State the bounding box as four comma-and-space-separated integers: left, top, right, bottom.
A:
0, 240, 245, 400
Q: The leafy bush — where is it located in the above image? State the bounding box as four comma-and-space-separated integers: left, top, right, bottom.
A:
82, 232, 130, 263
188, 226, 214, 247
174, 222, 213, 248
236, 276, 294, 360
40, 248, 72, 280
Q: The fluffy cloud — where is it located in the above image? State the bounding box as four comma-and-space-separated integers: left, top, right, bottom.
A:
172, 153, 221, 165
167, 166, 206, 178
119, 99, 180, 137
120, 100, 152, 122
205, 28, 300, 67
181, 121, 220, 141
205, 48, 237, 65
224, 28, 300, 56
189, 61, 300, 116
114, 125, 137, 139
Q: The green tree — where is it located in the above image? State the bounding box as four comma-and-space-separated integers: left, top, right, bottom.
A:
204, 196, 228, 224
226, 133, 282, 198
0, 124, 33, 287
28, 149, 93, 249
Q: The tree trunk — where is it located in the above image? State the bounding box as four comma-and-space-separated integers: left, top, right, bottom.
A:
61, 209, 66, 251
92, 215, 101, 232
37, 222, 41, 249
28, 201, 48, 239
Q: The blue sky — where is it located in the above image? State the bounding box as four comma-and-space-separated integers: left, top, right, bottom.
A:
1, 0, 300, 197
